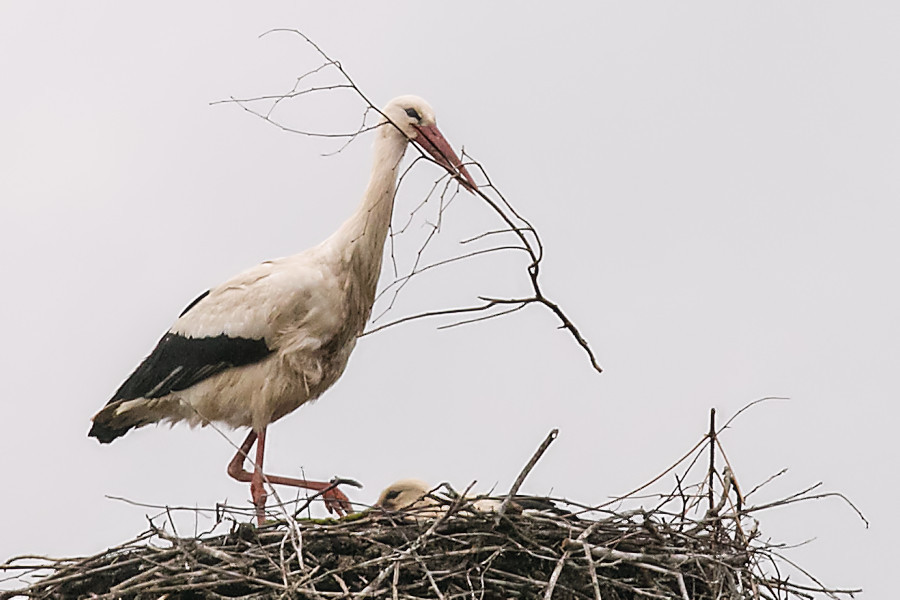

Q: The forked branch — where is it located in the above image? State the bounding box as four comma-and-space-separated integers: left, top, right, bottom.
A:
215, 29, 603, 373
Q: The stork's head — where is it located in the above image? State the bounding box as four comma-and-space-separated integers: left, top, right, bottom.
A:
382, 95, 477, 192
375, 478, 434, 511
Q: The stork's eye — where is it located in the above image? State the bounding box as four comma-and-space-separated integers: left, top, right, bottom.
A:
384, 489, 402, 501
405, 108, 421, 121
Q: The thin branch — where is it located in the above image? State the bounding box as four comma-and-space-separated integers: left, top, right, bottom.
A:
215, 27, 603, 374
495, 429, 559, 524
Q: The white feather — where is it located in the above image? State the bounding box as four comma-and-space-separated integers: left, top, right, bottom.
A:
170, 253, 341, 343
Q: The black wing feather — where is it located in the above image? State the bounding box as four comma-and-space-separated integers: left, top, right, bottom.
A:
111, 332, 271, 402
89, 330, 271, 443
179, 290, 211, 317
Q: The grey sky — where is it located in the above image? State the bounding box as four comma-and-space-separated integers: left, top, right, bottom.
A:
1, 2, 896, 596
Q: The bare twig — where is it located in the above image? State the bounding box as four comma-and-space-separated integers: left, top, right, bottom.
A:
494, 429, 559, 524
214, 27, 603, 374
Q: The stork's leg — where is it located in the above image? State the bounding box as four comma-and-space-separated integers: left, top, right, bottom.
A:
226, 428, 354, 523
226, 430, 267, 524
226, 430, 257, 482
252, 428, 269, 522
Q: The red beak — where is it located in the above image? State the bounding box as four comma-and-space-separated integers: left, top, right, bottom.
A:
412, 124, 478, 192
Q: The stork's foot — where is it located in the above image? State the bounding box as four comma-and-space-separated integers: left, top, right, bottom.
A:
321, 481, 354, 517
227, 430, 361, 521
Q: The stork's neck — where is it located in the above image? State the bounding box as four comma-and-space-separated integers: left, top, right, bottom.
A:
328, 127, 408, 258
323, 126, 409, 312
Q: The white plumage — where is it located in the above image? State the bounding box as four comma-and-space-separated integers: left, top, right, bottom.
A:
124, 255, 352, 431
90, 96, 476, 522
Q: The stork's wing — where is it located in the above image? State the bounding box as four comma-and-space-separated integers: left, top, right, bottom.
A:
110, 331, 271, 402
89, 329, 271, 443
107, 284, 273, 403
90, 254, 337, 443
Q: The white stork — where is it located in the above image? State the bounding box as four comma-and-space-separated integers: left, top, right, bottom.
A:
89, 96, 476, 523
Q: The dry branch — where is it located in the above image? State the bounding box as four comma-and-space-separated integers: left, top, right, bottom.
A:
215, 28, 604, 373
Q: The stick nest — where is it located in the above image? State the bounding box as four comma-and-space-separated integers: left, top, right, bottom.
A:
3, 413, 863, 599
0, 491, 856, 600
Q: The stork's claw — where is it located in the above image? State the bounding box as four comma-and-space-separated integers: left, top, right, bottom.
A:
322, 485, 353, 516
322, 477, 361, 516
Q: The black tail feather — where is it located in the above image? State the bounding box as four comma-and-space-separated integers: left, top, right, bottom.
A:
88, 402, 139, 444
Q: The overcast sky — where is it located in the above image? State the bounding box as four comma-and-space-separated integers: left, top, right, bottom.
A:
2, 2, 897, 596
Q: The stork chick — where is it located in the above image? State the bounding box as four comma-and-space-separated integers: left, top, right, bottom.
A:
375, 479, 501, 516
376, 479, 576, 519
